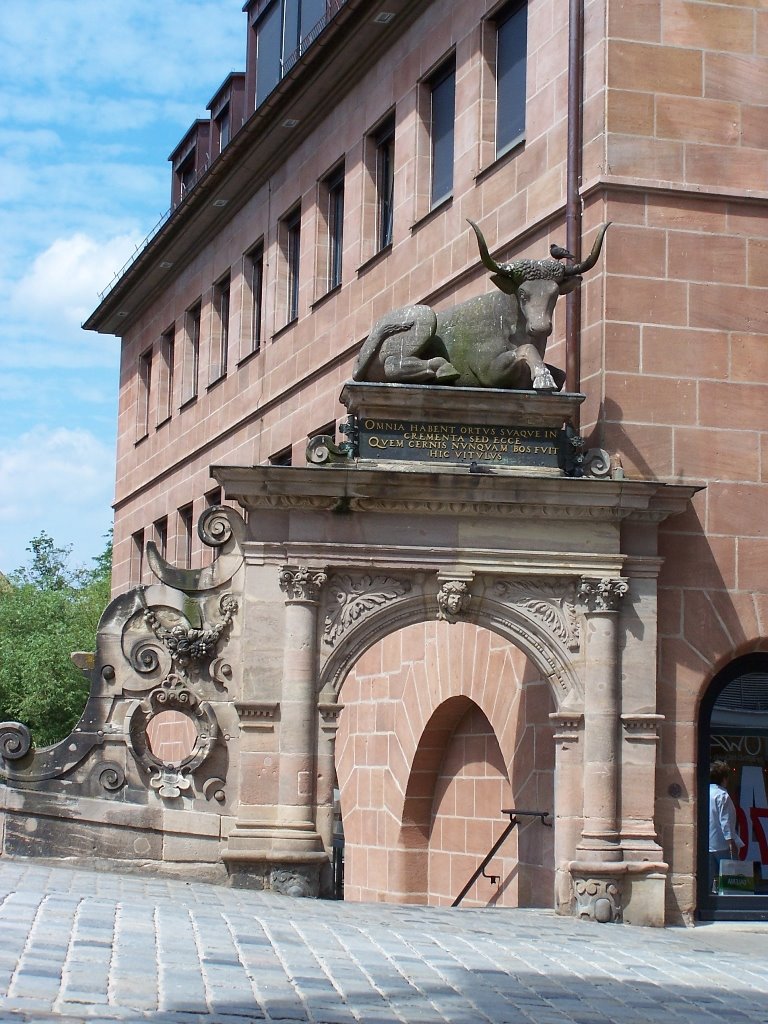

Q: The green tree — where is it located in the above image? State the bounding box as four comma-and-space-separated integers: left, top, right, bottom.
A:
0, 532, 112, 747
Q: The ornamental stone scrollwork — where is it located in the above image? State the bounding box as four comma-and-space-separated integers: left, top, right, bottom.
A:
494, 579, 580, 651
279, 566, 328, 603
323, 573, 411, 646
124, 674, 219, 802
573, 877, 623, 923
0, 722, 32, 762
306, 418, 358, 465
150, 769, 192, 799
436, 579, 472, 623
578, 576, 629, 613
140, 590, 238, 679
270, 866, 318, 898
95, 761, 126, 792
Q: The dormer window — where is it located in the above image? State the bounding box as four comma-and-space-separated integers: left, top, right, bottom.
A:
179, 153, 196, 197
216, 105, 230, 153
207, 73, 245, 161
248, 0, 330, 110
169, 120, 211, 207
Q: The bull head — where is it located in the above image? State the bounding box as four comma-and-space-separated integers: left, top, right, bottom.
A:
468, 219, 610, 288
467, 218, 610, 341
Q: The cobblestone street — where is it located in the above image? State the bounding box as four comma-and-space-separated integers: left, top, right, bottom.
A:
1, 859, 767, 1024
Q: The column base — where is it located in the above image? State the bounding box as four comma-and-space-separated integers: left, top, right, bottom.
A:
222, 819, 328, 896
569, 859, 668, 926
575, 831, 623, 862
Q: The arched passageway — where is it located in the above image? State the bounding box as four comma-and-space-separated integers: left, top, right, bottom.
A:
336, 620, 555, 906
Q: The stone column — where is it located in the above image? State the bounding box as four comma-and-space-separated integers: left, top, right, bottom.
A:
575, 577, 628, 861
550, 711, 584, 914
277, 566, 328, 834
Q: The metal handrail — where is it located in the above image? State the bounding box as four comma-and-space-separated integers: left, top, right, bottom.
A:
451, 808, 552, 908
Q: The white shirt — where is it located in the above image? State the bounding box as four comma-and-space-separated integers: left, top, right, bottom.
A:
709, 782, 739, 852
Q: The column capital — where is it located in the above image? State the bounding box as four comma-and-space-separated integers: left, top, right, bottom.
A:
578, 576, 628, 613
279, 566, 327, 604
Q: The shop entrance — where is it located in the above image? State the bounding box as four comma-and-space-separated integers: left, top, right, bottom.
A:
698, 654, 768, 920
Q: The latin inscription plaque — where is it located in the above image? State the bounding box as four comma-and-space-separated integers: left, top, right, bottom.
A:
359, 418, 562, 469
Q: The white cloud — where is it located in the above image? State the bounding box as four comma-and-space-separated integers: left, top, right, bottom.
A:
0, 426, 115, 573
11, 232, 142, 328
0, 1, 245, 111
0, 0, 246, 576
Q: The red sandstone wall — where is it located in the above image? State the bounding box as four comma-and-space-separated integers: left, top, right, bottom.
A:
105, 0, 768, 919
336, 621, 555, 906
109, 0, 576, 591
580, 0, 768, 921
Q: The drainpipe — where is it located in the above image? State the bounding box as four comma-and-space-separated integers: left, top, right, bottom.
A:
565, 0, 584, 421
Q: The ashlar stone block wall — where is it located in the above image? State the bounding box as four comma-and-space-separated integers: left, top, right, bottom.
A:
337, 621, 555, 907
578, 0, 768, 922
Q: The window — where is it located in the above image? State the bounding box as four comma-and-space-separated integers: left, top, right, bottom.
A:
179, 152, 196, 199
178, 504, 194, 568
211, 275, 230, 382
429, 56, 456, 207
320, 164, 344, 293
244, 242, 264, 356
154, 517, 168, 558
216, 104, 231, 153
496, 2, 527, 156
182, 302, 201, 404
253, 0, 327, 105
157, 327, 174, 425
375, 116, 395, 250
269, 446, 292, 466
255, 1, 282, 106
131, 529, 145, 585
283, 0, 326, 68
137, 348, 152, 441
280, 207, 301, 325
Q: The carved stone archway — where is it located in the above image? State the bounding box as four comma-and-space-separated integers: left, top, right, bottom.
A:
1, 407, 695, 925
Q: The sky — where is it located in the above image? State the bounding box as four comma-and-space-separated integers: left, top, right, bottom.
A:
0, 0, 245, 577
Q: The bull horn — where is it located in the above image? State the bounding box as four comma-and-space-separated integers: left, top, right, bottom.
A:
563, 222, 611, 277
467, 219, 505, 274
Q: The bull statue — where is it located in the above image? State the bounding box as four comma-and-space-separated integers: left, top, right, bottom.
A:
353, 219, 610, 391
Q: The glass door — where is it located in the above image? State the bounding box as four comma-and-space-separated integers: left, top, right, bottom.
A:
698, 654, 768, 920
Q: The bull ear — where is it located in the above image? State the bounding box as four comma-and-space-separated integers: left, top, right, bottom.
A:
491, 272, 518, 295
558, 275, 582, 295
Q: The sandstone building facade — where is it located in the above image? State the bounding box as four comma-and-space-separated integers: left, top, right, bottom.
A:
2, 0, 766, 925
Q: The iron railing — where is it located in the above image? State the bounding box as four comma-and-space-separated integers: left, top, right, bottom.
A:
452, 808, 552, 908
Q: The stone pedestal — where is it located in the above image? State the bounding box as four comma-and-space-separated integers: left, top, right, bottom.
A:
337, 381, 587, 475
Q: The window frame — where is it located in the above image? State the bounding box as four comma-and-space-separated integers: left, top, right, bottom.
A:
157, 326, 175, 426
494, 0, 528, 159
153, 516, 168, 559
375, 116, 395, 252
131, 529, 145, 585
243, 241, 264, 359
181, 301, 201, 406
178, 504, 194, 569
137, 347, 153, 442
317, 162, 345, 297
428, 55, 456, 209
279, 206, 302, 327
210, 274, 231, 384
